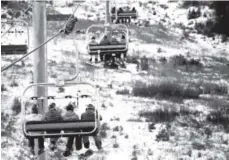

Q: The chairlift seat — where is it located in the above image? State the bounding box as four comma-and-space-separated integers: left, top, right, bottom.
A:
24, 120, 97, 138
111, 12, 137, 19
1, 44, 27, 55
47, 14, 75, 21
88, 43, 127, 55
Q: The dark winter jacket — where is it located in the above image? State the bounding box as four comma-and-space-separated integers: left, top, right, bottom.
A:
44, 108, 62, 122
63, 111, 79, 121
81, 110, 102, 129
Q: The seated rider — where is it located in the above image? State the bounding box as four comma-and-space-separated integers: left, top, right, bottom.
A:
25, 104, 45, 155
63, 103, 82, 157
81, 104, 102, 150
100, 35, 110, 45
120, 35, 126, 44
44, 103, 63, 151
111, 35, 119, 44
89, 36, 98, 62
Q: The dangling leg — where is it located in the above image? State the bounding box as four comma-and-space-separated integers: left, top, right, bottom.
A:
28, 137, 35, 155
82, 136, 90, 149
93, 134, 102, 150
50, 137, 58, 151
75, 136, 82, 150
38, 137, 45, 154
63, 136, 74, 157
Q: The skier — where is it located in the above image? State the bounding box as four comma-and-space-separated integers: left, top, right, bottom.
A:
100, 35, 110, 45
89, 36, 98, 62
81, 104, 102, 150
63, 103, 82, 157
25, 104, 45, 155
44, 103, 63, 151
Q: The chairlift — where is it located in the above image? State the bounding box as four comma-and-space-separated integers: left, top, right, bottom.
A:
1, 20, 29, 55
22, 82, 100, 138
111, 6, 137, 24
86, 24, 129, 67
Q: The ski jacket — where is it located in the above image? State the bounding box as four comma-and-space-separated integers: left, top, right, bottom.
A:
44, 108, 63, 122
63, 111, 79, 121
81, 110, 102, 130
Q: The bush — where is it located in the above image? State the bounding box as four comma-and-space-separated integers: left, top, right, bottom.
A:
1, 112, 16, 137
11, 97, 21, 115
58, 87, 65, 93
156, 128, 170, 141
113, 126, 123, 132
207, 110, 229, 132
192, 141, 206, 150
198, 81, 228, 95
1, 84, 7, 92
10, 80, 19, 87
113, 143, 119, 148
171, 55, 202, 67
139, 109, 179, 123
116, 88, 130, 95
100, 123, 110, 131
133, 81, 200, 99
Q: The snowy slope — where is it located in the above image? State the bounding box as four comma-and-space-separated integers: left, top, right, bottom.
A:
1, 1, 229, 160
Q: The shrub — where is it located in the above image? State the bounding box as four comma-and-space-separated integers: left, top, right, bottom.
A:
192, 141, 206, 150
1, 112, 16, 137
133, 81, 200, 99
100, 130, 107, 138
100, 123, 110, 131
113, 143, 119, 148
113, 126, 123, 132
10, 80, 19, 87
198, 81, 228, 95
1, 84, 7, 92
11, 97, 21, 115
58, 87, 65, 93
139, 109, 179, 123
156, 128, 169, 141
116, 88, 130, 95
207, 110, 229, 132
171, 55, 202, 67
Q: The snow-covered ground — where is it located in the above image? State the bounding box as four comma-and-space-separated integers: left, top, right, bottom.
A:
1, 0, 229, 160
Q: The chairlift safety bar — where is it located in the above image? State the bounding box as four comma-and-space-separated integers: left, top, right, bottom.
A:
22, 82, 100, 137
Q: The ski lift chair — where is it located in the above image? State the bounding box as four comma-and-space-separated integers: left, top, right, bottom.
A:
111, 7, 137, 24
1, 20, 29, 55
86, 24, 129, 62
22, 82, 100, 138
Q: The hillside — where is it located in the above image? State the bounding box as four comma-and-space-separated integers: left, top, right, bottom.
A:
1, 0, 229, 160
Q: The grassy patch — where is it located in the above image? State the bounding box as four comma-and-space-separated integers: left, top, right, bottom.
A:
133, 81, 201, 99
116, 88, 130, 95
207, 110, 229, 132
11, 97, 21, 115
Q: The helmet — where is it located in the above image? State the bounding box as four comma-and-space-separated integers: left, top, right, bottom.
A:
66, 103, 74, 111
32, 104, 39, 114
49, 103, 56, 109
86, 104, 95, 110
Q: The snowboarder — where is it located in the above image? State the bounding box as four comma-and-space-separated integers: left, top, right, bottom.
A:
25, 104, 44, 155
62, 103, 82, 157
81, 104, 102, 150
44, 103, 63, 151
